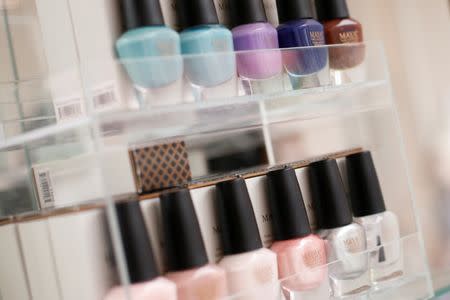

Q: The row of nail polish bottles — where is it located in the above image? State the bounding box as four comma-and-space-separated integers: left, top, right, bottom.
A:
115, 0, 364, 102
105, 151, 402, 299
308, 152, 403, 297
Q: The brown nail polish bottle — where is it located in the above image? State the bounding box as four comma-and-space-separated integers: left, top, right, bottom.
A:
315, 0, 364, 69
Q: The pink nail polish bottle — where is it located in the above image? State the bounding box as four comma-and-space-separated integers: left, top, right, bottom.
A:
216, 177, 279, 299
267, 167, 328, 296
105, 201, 177, 300
161, 189, 228, 300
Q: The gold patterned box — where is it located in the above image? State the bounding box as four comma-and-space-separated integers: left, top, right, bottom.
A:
129, 141, 192, 194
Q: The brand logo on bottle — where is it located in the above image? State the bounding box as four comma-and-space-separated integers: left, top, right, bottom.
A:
212, 225, 222, 234
156, 41, 176, 56
338, 31, 360, 43
310, 31, 325, 46
254, 264, 275, 283
343, 236, 363, 253
262, 213, 272, 224
303, 249, 326, 268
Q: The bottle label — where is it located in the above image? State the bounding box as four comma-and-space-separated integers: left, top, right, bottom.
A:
338, 31, 361, 43
92, 83, 119, 110
55, 97, 85, 122
343, 236, 364, 253
303, 248, 327, 268
34, 168, 55, 208
310, 31, 325, 46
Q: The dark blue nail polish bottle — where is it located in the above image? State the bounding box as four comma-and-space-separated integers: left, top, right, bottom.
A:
276, 0, 328, 77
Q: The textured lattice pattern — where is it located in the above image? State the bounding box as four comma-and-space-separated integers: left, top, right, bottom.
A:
130, 141, 192, 194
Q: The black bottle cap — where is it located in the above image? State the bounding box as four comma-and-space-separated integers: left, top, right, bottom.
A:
216, 177, 263, 255
119, 0, 165, 32
277, 0, 314, 24
176, 0, 219, 30
160, 189, 209, 272
229, 0, 268, 27
346, 151, 386, 217
267, 167, 312, 241
115, 200, 159, 283
315, 0, 350, 21
308, 159, 353, 229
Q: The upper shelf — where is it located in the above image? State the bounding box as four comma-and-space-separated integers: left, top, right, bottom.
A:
0, 42, 391, 150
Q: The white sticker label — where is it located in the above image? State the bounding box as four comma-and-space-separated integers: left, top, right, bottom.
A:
92, 85, 119, 110
55, 99, 84, 121
35, 169, 55, 208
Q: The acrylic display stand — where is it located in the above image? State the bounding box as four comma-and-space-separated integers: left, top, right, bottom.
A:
0, 43, 436, 300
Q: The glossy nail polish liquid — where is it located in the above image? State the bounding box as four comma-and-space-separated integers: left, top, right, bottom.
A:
267, 167, 327, 297
346, 152, 403, 287
161, 189, 228, 300
315, 0, 364, 70
230, 0, 283, 94
276, 0, 327, 89
105, 201, 177, 300
116, 0, 183, 90
309, 159, 370, 298
177, 0, 236, 100
216, 178, 279, 299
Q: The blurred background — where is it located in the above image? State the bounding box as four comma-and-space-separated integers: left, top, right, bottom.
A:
348, 0, 450, 291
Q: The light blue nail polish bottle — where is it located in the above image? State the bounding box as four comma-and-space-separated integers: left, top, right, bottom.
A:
176, 0, 236, 88
116, 0, 183, 89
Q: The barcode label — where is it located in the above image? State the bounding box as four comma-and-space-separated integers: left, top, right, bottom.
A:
56, 101, 83, 121
93, 86, 118, 110
35, 169, 55, 208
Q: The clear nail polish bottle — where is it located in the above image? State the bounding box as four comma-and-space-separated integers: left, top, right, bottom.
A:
267, 167, 328, 298
346, 151, 403, 287
308, 159, 370, 298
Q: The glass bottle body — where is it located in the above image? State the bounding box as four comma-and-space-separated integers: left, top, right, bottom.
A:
277, 19, 327, 76
116, 26, 183, 88
218, 248, 279, 300
355, 211, 403, 286
166, 264, 227, 300
271, 235, 328, 293
104, 277, 177, 300
323, 18, 364, 69
180, 25, 236, 88
320, 223, 370, 297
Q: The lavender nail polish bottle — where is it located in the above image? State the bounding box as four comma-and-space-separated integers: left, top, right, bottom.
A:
230, 0, 283, 94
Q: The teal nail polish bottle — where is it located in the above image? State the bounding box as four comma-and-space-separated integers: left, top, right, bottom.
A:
116, 0, 183, 89
176, 0, 235, 88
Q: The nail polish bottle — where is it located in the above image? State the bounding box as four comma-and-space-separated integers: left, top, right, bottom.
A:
116, 0, 183, 90
308, 159, 370, 298
105, 201, 177, 300
315, 0, 364, 70
216, 177, 279, 299
267, 167, 327, 295
177, 0, 236, 100
346, 152, 403, 287
276, 0, 327, 87
161, 189, 228, 300
230, 0, 283, 94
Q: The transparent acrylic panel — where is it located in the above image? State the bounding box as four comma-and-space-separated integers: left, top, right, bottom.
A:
0, 119, 97, 216
81, 42, 387, 111
224, 235, 431, 300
